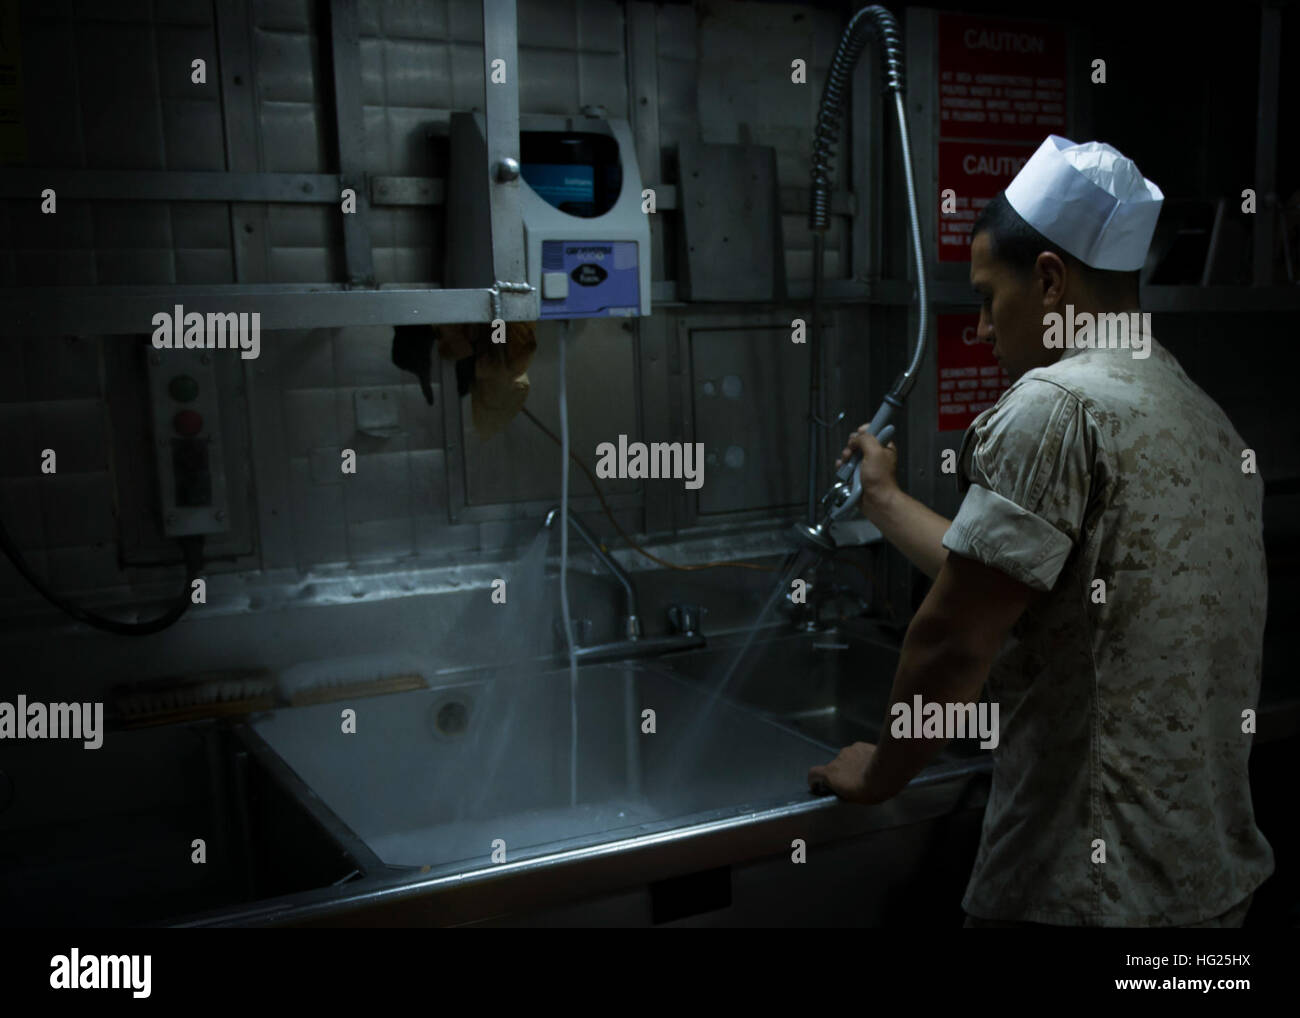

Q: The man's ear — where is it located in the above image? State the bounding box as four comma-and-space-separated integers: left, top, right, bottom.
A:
1035, 250, 1068, 306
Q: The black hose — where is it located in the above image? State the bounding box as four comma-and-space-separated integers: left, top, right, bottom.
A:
0, 522, 204, 635
809, 5, 905, 232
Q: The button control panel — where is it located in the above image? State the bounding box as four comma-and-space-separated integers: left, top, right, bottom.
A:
146, 350, 230, 536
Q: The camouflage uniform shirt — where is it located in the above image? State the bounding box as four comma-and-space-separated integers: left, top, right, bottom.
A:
941, 321, 1274, 925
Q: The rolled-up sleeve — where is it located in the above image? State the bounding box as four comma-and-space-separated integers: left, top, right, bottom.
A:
942, 379, 1093, 592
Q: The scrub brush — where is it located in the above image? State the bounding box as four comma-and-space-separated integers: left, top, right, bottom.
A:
112, 669, 276, 728
275, 653, 428, 707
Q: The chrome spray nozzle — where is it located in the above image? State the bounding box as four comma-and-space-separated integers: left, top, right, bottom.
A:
789, 422, 896, 554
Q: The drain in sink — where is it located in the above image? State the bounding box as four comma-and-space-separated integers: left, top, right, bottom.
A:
431, 695, 471, 738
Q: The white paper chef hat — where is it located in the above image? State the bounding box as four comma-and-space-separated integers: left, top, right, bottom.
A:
1003, 135, 1164, 271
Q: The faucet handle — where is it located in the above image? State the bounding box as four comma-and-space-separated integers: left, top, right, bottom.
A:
667, 603, 705, 636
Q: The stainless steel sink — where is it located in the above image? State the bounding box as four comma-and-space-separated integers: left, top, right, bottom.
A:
641, 625, 986, 762
247, 661, 837, 878
185, 625, 1000, 927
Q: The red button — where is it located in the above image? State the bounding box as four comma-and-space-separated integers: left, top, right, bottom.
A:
173, 410, 204, 436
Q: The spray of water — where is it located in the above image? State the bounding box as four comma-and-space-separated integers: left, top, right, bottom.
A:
459, 528, 555, 821
662, 549, 812, 789
558, 323, 579, 809
424, 535, 816, 864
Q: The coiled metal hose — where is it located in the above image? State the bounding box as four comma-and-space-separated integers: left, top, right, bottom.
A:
809, 5, 904, 232
805, 5, 928, 522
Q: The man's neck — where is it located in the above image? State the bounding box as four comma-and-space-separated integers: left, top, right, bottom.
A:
1061, 291, 1142, 319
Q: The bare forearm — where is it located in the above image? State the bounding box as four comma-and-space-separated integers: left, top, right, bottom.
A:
862, 617, 988, 801
808, 554, 1029, 807
864, 488, 952, 581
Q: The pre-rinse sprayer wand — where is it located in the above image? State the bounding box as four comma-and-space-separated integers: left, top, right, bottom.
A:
793, 4, 929, 555
793, 422, 896, 553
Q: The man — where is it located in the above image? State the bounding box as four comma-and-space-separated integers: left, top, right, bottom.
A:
807, 136, 1274, 927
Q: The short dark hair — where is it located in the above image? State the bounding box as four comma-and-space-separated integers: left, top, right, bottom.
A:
971, 191, 1139, 304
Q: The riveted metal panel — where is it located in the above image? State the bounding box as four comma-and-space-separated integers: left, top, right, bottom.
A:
457, 317, 639, 512
687, 323, 806, 517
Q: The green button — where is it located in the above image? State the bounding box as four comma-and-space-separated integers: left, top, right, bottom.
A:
169, 374, 199, 403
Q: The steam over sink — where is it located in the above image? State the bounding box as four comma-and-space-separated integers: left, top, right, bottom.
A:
248, 662, 835, 877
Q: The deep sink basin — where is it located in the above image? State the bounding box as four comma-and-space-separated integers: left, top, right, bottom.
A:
249, 661, 836, 878
643, 626, 987, 762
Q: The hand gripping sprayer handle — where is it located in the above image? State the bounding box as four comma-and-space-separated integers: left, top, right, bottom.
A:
826, 411, 897, 525
789, 401, 901, 555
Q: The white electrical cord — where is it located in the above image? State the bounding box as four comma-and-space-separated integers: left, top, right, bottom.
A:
558, 321, 578, 807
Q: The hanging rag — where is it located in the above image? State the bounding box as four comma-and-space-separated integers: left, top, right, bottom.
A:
391, 321, 538, 439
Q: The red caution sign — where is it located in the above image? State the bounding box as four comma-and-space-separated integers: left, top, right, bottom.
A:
936, 313, 1010, 432
937, 13, 1068, 262
938, 141, 1033, 262
938, 13, 1068, 141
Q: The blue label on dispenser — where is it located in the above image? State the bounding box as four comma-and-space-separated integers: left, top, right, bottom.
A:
521, 164, 594, 206
540, 241, 639, 319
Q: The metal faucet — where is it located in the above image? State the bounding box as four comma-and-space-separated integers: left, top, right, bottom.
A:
544, 506, 640, 640
784, 573, 869, 632
543, 507, 705, 664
